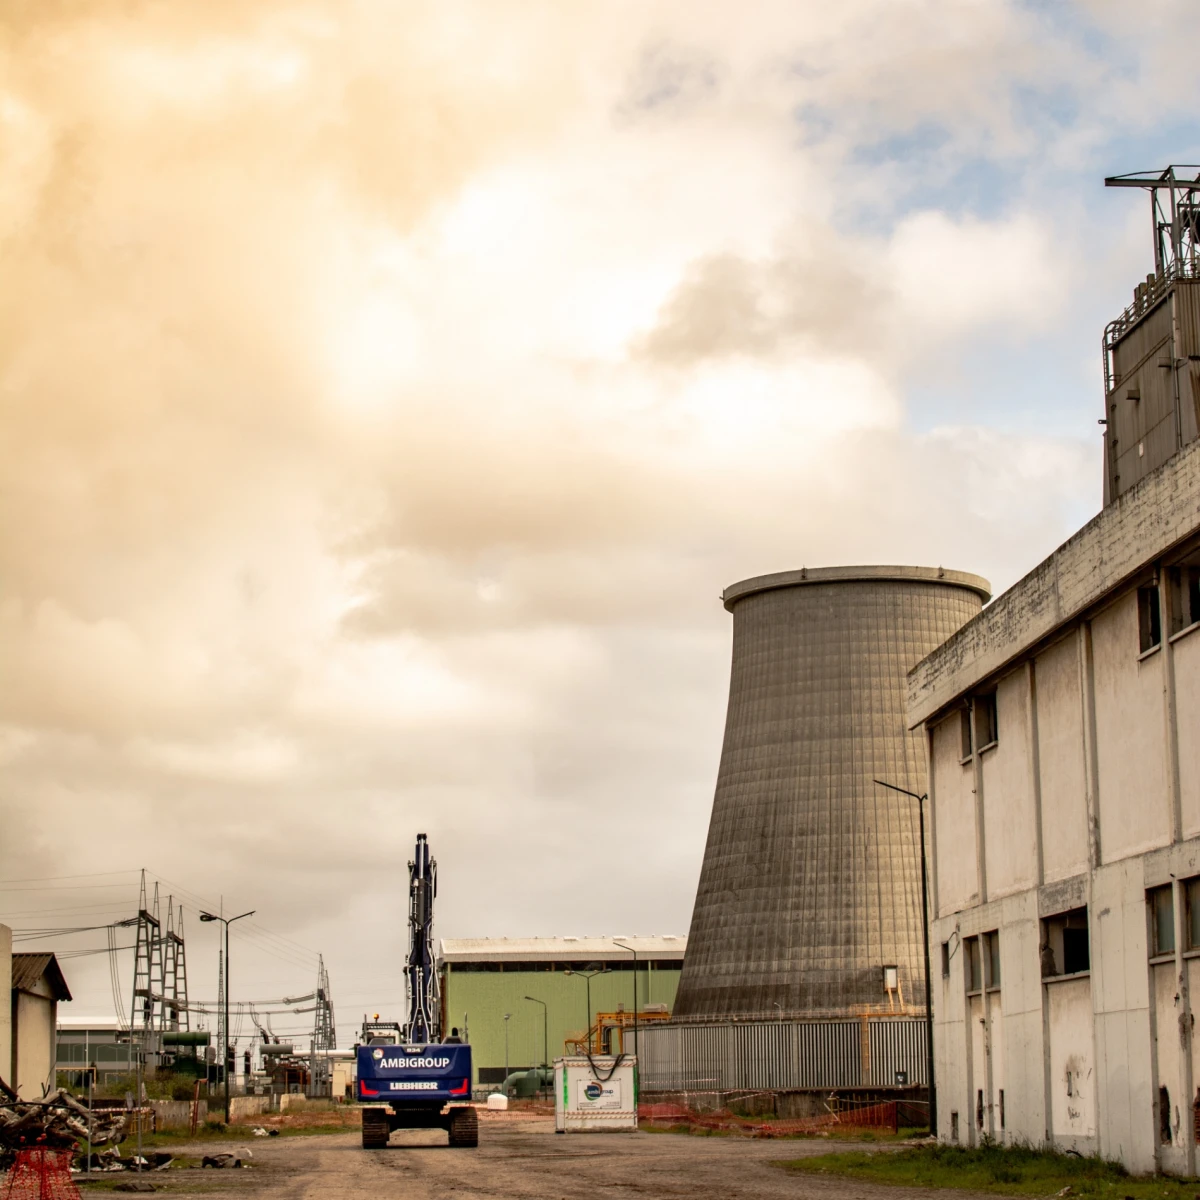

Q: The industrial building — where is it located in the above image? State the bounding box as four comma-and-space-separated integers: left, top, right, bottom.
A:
439, 937, 684, 1088
638, 566, 987, 1095
905, 166, 1200, 1173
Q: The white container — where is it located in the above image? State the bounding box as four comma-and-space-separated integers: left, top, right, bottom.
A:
486, 1092, 508, 1111
553, 1056, 637, 1132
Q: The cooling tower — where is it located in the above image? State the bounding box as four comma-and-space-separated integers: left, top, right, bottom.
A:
673, 566, 990, 1023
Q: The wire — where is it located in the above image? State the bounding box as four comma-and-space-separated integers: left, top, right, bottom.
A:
0, 870, 139, 885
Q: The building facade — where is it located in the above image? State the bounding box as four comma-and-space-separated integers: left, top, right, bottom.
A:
907, 436, 1200, 1174
439, 937, 684, 1088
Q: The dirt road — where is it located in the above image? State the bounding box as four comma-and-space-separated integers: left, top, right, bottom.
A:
135, 1113, 990, 1200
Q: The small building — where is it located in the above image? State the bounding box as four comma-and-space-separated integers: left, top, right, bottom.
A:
10, 952, 72, 1099
439, 936, 685, 1088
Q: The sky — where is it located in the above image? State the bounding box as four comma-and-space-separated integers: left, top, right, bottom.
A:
1, 0, 1199, 1050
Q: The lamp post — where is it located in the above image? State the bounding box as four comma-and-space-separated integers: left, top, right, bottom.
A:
524, 996, 548, 1072
564, 964, 610, 1053
200, 908, 255, 1123
503, 1013, 511, 1094
874, 779, 936, 1137
611, 941, 638, 1058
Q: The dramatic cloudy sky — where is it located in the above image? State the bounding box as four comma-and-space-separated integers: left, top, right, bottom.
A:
2, 0, 1198, 1046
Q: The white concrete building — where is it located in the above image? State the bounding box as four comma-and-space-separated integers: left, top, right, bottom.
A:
9, 952, 72, 1099
907, 435, 1200, 1174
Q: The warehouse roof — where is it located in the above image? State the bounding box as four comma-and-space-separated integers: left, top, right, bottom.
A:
11, 953, 72, 1001
439, 936, 686, 964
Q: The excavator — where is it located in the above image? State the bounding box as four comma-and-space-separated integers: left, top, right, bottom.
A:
355, 833, 478, 1149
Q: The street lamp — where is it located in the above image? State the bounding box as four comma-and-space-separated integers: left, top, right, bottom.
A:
874, 778, 936, 1137
563, 964, 610, 1054
200, 908, 255, 1123
611, 941, 638, 1058
524, 996, 548, 1072
503, 1013, 511, 1094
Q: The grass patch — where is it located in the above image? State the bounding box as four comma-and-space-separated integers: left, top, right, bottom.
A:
781, 1141, 1200, 1198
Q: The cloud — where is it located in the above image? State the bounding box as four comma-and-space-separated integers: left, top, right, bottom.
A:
0, 0, 1191, 1039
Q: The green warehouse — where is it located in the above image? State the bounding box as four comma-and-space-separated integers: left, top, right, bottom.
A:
438, 936, 685, 1088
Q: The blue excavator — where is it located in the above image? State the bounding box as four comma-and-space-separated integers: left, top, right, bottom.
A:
356, 833, 477, 1149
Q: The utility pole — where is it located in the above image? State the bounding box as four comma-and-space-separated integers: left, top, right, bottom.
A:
524, 996, 548, 1071
564, 964, 610, 1054
874, 779, 936, 1137
612, 941, 639, 1057
200, 907, 255, 1123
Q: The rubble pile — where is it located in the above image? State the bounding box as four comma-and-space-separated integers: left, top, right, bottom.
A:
0, 1088, 127, 1155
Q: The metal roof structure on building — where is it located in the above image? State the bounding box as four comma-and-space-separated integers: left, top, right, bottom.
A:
11, 953, 72, 1001
439, 936, 686, 964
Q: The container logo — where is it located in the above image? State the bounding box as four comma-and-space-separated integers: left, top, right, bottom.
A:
372, 1048, 384, 1060
583, 1082, 603, 1101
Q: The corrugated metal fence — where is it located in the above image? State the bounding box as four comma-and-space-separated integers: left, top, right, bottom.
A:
630, 1018, 926, 1092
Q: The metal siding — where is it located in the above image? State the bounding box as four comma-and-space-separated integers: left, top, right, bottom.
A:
868, 1020, 928, 1086
636, 1018, 923, 1092
440, 964, 682, 1088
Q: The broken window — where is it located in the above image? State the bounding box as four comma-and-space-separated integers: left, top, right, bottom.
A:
974, 692, 998, 750
984, 931, 1000, 990
1150, 885, 1175, 956
941, 941, 951, 978
1139, 585, 1162, 653
950, 1111, 959, 1141
1188, 878, 1200, 950
1168, 566, 1200, 635
1042, 907, 1089, 977
966, 936, 983, 994
1160, 1086, 1172, 1144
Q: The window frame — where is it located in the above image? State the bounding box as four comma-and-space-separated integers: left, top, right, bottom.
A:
1149, 884, 1176, 959
1139, 584, 1163, 654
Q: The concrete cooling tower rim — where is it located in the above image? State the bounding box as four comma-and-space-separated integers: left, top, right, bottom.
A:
721, 565, 992, 612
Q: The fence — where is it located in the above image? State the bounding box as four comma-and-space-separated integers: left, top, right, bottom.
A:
630, 1018, 927, 1093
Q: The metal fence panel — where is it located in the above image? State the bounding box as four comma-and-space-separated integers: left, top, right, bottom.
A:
637, 1018, 926, 1092
868, 1019, 927, 1087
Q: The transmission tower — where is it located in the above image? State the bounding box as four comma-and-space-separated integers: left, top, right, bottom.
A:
130, 871, 162, 1032
162, 898, 191, 1032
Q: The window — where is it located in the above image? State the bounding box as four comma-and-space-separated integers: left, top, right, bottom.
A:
960, 708, 973, 759
941, 941, 951, 978
1168, 566, 1200, 634
966, 936, 983, 993
1150, 884, 1175, 957
999, 1089, 1005, 1131
950, 1111, 959, 1142
1042, 907, 1089, 977
974, 692, 998, 749
984, 931, 1001, 990
1139, 585, 1163, 653
882, 965, 899, 991
1187, 878, 1200, 950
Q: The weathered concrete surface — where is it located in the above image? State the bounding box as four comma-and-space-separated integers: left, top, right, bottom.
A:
149, 1115, 1000, 1200
907, 435, 1200, 728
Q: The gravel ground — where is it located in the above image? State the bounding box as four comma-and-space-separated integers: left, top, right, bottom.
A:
86, 1113, 1003, 1200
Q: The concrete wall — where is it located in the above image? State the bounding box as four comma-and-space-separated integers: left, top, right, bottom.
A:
229, 1094, 271, 1122
0, 926, 10, 1093
150, 1099, 207, 1129
13, 988, 55, 1100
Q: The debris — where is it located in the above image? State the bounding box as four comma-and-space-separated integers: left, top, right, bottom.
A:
0, 1088, 127, 1156
114, 1181, 156, 1193
1055, 1189, 1073, 1197
269, 1128, 280, 1136
201, 1153, 242, 1169
252, 1126, 269, 1136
